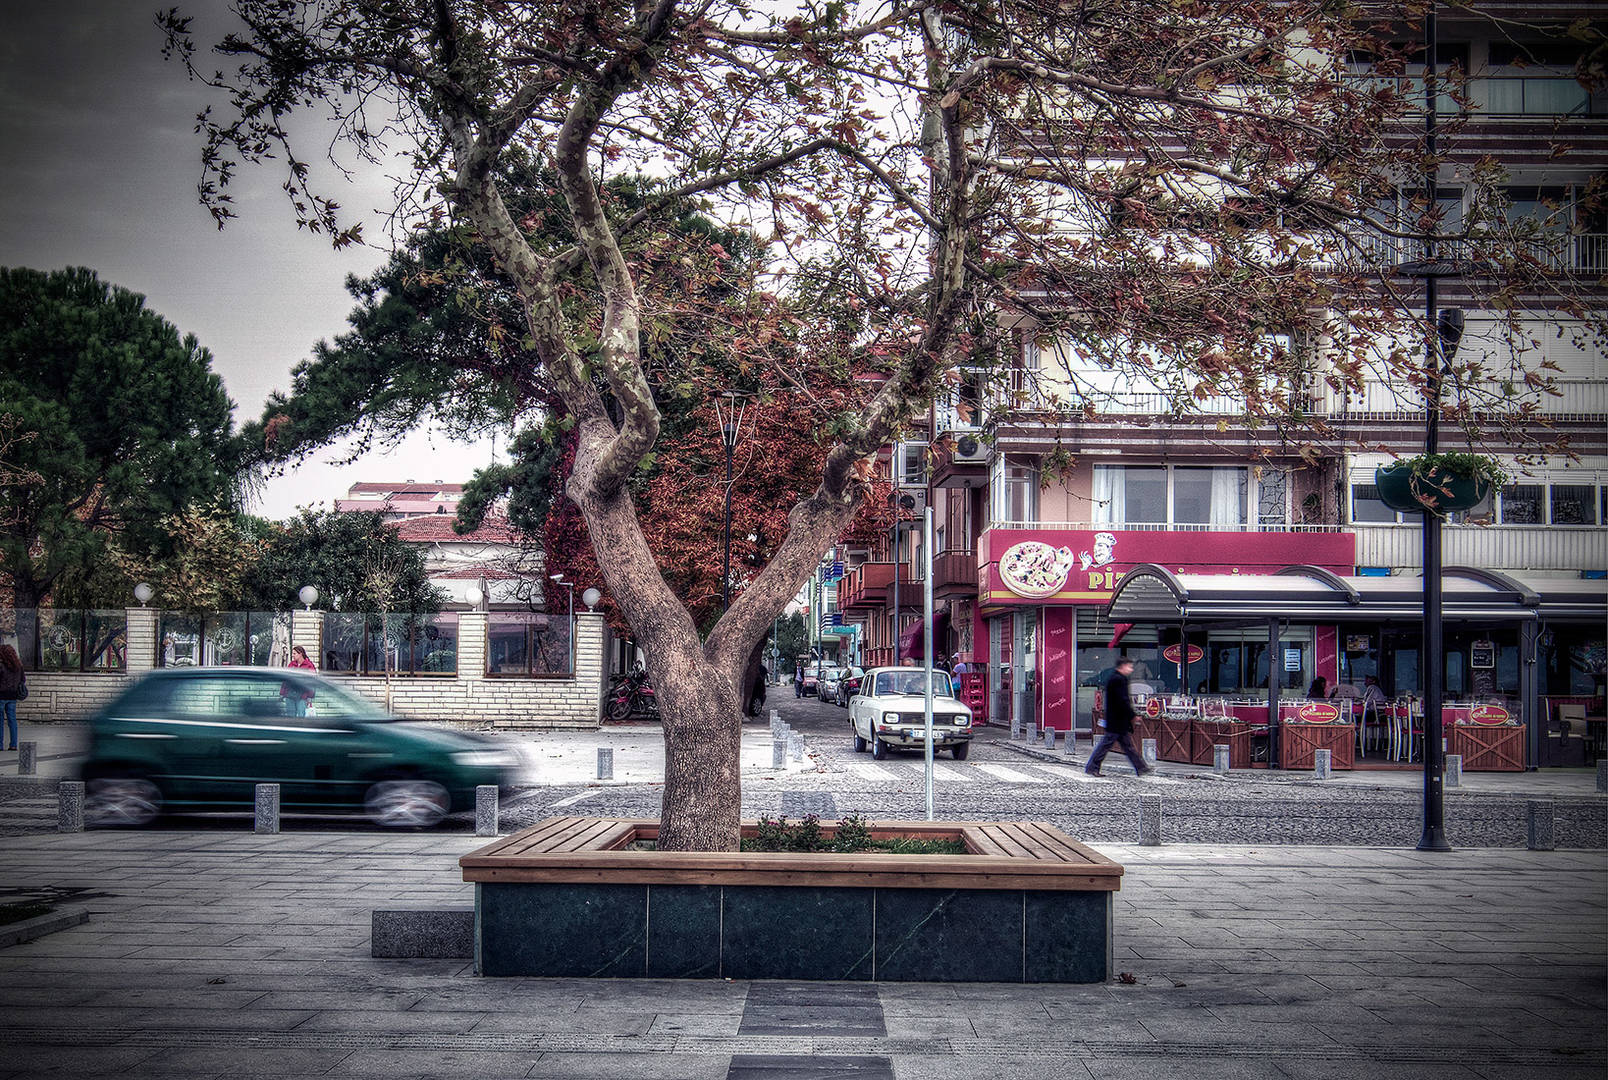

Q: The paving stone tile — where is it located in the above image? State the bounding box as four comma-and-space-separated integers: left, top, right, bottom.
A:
526, 1052, 731, 1078
325, 1048, 537, 1077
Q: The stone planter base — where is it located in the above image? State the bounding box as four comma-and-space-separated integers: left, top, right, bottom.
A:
462, 818, 1122, 983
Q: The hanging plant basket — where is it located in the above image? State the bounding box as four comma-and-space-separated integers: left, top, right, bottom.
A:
1374, 458, 1497, 516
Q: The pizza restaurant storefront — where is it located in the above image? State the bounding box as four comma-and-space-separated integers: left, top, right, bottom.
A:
975, 528, 1358, 747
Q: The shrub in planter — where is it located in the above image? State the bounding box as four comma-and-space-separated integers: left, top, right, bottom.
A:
1375, 454, 1506, 516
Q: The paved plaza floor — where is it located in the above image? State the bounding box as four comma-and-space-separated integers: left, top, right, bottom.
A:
0, 830, 1602, 1079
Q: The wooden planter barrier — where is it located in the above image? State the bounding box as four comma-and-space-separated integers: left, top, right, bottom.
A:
1449, 724, 1526, 772
1158, 716, 1193, 763
1192, 720, 1258, 768
461, 817, 1123, 983
1280, 723, 1356, 770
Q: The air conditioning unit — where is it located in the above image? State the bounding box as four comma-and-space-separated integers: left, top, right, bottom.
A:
952, 432, 989, 464
889, 487, 927, 521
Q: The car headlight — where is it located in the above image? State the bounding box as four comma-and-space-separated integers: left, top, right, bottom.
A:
953, 715, 971, 727
451, 750, 518, 768
882, 712, 901, 725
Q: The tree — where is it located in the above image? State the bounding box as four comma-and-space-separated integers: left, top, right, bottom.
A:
109, 505, 267, 616
0, 267, 240, 610
239, 510, 442, 616
165, 1, 1603, 849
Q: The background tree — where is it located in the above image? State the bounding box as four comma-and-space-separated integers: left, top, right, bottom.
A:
239, 510, 441, 616
167, 0, 1602, 849
108, 505, 266, 616
0, 267, 241, 610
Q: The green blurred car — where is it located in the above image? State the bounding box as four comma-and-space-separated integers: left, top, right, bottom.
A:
81, 667, 519, 828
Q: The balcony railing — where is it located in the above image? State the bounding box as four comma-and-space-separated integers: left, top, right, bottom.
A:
1337, 232, 1608, 275
1343, 74, 1605, 118
1352, 523, 1606, 573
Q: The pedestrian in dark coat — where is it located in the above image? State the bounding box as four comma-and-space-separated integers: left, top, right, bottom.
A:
1086, 657, 1153, 777
0, 644, 23, 751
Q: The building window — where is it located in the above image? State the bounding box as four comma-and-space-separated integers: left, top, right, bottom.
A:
1499, 484, 1543, 524
990, 457, 1038, 524
1097, 465, 1247, 527
10, 609, 128, 672
487, 612, 573, 676
1258, 468, 1289, 527
1351, 484, 1400, 524
895, 442, 928, 487
1550, 484, 1598, 526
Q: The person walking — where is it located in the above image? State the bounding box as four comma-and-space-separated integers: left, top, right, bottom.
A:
1086, 657, 1152, 777
0, 644, 24, 750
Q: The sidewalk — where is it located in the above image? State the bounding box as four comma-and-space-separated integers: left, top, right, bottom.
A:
0, 828, 1602, 1078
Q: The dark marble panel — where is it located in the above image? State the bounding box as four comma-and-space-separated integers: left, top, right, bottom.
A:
646, 884, 721, 979
726, 1055, 894, 1080
874, 888, 1023, 983
478, 883, 645, 978
722, 887, 873, 981
1023, 890, 1111, 984
743, 982, 881, 1007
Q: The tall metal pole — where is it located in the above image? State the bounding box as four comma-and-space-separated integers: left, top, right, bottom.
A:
891, 521, 901, 665
923, 504, 936, 820
1418, 4, 1450, 851
721, 424, 735, 614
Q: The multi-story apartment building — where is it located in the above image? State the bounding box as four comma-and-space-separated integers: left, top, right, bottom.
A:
837, 3, 1606, 768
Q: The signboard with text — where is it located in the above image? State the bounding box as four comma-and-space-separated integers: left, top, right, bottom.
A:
979, 528, 1354, 607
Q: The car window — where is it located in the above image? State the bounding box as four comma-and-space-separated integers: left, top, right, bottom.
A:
162, 676, 289, 723
873, 671, 952, 697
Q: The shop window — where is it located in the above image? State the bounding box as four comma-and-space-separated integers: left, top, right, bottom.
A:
1550, 484, 1597, 526
320, 612, 458, 675
1498, 484, 1543, 524
14, 610, 127, 672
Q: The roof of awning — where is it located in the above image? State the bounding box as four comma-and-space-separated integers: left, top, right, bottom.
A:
1105, 564, 1606, 625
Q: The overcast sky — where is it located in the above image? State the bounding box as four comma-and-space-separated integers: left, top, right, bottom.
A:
0, 0, 500, 520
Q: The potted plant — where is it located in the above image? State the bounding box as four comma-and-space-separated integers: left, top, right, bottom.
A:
1374, 453, 1507, 516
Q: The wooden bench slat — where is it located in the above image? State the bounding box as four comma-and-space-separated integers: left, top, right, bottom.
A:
493, 816, 583, 857
975, 824, 1035, 859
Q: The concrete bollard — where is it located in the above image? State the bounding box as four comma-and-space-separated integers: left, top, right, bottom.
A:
18, 741, 36, 775
254, 783, 280, 834
1445, 754, 1462, 788
1313, 748, 1331, 780
1045, 728, 1057, 750
57, 781, 84, 833
773, 737, 787, 770
1214, 744, 1231, 775
475, 785, 499, 837
596, 747, 614, 781
1598, 759, 1608, 793
1139, 794, 1161, 846
1062, 732, 1078, 756
789, 733, 805, 762
769, 709, 780, 735
1527, 799, 1555, 851
1141, 738, 1157, 766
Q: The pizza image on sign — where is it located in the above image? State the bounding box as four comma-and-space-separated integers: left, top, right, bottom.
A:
998, 541, 1076, 598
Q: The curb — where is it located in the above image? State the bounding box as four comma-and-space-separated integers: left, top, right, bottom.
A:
0, 905, 88, 949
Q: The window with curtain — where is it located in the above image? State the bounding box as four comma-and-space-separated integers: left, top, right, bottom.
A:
1122, 466, 1166, 523
991, 457, 1038, 523
1351, 484, 1399, 524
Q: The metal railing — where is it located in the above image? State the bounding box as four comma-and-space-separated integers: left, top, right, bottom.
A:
988, 520, 1347, 533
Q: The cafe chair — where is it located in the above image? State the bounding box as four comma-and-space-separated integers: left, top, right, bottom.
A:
1557, 704, 1597, 762
1357, 697, 1384, 756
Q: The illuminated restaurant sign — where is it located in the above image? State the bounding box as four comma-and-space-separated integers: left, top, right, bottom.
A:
1470, 703, 1511, 725
980, 528, 1355, 606
1295, 702, 1342, 724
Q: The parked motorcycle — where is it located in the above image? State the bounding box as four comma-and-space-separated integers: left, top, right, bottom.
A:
605, 666, 659, 721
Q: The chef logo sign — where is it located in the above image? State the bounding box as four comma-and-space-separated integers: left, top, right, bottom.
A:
999, 533, 1118, 599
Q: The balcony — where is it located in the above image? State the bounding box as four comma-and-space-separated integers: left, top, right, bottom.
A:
838, 562, 918, 610
1353, 523, 1606, 573
932, 550, 979, 601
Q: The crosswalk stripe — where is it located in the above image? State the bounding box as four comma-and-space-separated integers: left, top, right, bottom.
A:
1027, 764, 1078, 781
842, 761, 899, 782
929, 764, 976, 783
972, 762, 1046, 784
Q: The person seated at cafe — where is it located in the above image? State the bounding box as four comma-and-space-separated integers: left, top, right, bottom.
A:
1307, 676, 1329, 699
1361, 675, 1388, 707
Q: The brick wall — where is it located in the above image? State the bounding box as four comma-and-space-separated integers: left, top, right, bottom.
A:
14, 607, 606, 729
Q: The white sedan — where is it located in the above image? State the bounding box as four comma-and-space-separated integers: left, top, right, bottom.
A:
847, 667, 974, 760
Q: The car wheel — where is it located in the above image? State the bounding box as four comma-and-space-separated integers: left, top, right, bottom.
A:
952, 741, 971, 760
870, 737, 888, 760
85, 775, 162, 827
364, 778, 450, 828
853, 731, 867, 753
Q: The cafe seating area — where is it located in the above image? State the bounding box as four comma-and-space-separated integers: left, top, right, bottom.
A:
1128, 693, 1535, 772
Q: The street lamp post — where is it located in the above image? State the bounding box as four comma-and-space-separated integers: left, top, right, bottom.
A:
551, 573, 575, 671
714, 392, 747, 614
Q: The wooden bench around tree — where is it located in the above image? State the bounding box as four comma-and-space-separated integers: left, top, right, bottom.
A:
461, 817, 1123, 983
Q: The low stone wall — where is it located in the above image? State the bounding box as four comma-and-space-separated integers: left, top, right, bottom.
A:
12, 608, 607, 730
